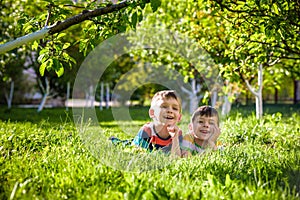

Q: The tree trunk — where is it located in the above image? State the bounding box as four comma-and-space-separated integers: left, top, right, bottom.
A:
245, 64, 263, 119
274, 87, 278, 104
221, 95, 232, 116
37, 77, 50, 112
221, 80, 238, 116
255, 93, 263, 119
106, 83, 110, 109
181, 79, 202, 113
4, 81, 14, 109
89, 85, 94, 108
256, 64, 263, 119
100, 82, 104, 110
211, 90, 218, 108
66, 81, 70, 111
294, 80, 300, 104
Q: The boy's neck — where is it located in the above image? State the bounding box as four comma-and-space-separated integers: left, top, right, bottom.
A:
194, 137, 206, 148
153, 124, 170, 139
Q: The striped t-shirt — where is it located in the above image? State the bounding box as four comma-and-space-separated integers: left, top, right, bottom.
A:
181, 134, 205, 155
181, 133, 222, 155
132, 122, 183, 153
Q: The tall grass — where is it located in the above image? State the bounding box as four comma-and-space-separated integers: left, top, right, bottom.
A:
0, 105, 299, 199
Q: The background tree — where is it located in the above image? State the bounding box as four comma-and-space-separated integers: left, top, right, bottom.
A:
1, 0, 299, 117
0, 0, 160, 111
204, 0, 300, 117
125, 0, 300, 117
0, 1, 29, 109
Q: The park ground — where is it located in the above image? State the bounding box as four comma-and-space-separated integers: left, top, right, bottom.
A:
0, 104, 299, 199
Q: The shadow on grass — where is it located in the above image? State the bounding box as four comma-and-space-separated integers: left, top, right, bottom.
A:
229, 103, 300, 117
0, 106, 150, 124
286, 169, 300, 195
0, 107, 74, 124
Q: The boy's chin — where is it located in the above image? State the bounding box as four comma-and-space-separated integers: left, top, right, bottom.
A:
196, 135, 210, 141
161, 122, 175, 126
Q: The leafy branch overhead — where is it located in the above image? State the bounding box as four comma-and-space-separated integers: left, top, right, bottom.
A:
212, 0, 300, 60
0, 0, 161, 76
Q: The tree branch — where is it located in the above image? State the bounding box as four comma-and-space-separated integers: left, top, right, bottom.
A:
45, 3, 53, 26
0, 0, 132, 54
245, 79, 258, 97
48, 0, 130, 35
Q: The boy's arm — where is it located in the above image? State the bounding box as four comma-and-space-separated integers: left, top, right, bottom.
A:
207, 124, 221, 150
181, 149, 192, 157
167, 126, 182, 157
132, 127, 152, 150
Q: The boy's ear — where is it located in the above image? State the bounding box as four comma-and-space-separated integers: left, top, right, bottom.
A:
149, 108, 155, 118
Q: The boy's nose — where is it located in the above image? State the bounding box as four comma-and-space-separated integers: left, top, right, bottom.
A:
203, 121, 209, 127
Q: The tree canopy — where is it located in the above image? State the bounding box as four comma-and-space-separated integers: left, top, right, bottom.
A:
0, 0, 160, 76
0, 0, 299, 115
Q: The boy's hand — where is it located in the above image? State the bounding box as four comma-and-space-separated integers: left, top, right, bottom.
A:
168, 125, 181, 157
209, 124, 220, 143
207, 124, 220, 150
167, 125, 179, 138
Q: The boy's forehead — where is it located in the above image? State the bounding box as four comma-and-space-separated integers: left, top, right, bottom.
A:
154, 97, 179, 105
195, 115, 218, 121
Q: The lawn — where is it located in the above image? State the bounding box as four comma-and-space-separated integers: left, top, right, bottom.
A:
0, 104, 299, 199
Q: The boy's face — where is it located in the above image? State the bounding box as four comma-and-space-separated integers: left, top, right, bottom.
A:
149, 97, 181, 126
190, 115, 219, 141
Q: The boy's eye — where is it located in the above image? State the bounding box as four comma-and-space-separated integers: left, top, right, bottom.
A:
173, 107, 179, 111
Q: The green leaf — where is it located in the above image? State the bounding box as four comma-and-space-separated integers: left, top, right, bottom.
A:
131, 12, 138, 29
32, 41, 39, 51
55, 63, 64, 77
56, 33, 67, 39
138, 12, 143, 22
62, 52, 70, 60
79, 39, 89, 54
39, 60, 48, 76
69, 56, 77, 65
52, 58, 59, 70
38, 48, 50, 63
225, 174, 231, 187
278, 29, 284, 40
117, 25, 127, 33
23, 23, 33, 33
272, 3, 279, 15
62, 42, 71, 50
139, 1, 146, 9
150, 0, 161, 12
46, 58, 54, 71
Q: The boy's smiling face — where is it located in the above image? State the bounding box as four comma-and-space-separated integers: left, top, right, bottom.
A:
190, 115, 219, 142
149, 97, 181, 126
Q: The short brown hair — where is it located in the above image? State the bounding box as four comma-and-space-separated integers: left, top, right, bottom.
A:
150, 90, 182, 112
191, 106, 219, 125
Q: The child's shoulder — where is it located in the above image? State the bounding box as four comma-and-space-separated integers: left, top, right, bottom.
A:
141, 122, 153, 129
182, 133, 195, 143
139, 122, 154, 135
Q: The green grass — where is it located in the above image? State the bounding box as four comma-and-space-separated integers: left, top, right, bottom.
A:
0, 105, 300, 199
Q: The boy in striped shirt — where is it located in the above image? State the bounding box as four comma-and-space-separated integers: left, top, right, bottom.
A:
132, 90, 182, 157
181, 106, 221, 157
